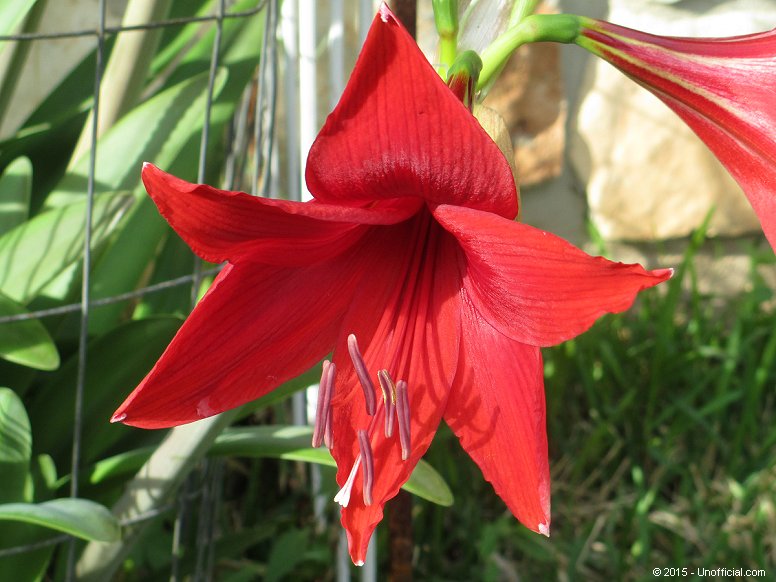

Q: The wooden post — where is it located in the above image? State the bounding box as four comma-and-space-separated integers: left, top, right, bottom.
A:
390, 0, 417, 39
387, 2, 416, 576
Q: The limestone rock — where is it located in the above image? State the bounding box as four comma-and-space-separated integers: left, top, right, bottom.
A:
570, 0, 776, 241
483, 39, 566, 187
571, 62, 760, 241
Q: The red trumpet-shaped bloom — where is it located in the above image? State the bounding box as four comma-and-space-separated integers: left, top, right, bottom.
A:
576, 19, 776, 249
112, 5, 671, 564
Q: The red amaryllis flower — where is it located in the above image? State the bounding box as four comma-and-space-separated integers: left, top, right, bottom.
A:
576, 19, 776, 249
113, 5, 671, 564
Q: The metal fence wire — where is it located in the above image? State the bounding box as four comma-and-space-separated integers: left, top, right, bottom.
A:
0, 0, 380, 580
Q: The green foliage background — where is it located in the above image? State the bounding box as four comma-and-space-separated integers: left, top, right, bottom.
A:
0, 1, 773, 580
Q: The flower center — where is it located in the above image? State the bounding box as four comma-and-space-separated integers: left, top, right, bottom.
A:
312, 333, 412, 508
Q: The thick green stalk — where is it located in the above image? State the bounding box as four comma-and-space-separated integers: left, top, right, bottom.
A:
508, 0, 542, 27
478, 13, 582, 90
69, 0, 173, 166
433, 0, 459, 73
0, 0, 46, 137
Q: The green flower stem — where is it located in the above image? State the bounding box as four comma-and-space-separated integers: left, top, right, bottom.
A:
433, 0, 459, 73
478, 13, 582, 91
439, 34, 458, 74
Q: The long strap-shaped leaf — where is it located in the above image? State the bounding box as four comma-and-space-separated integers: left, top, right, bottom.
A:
75, 409, 239, 581
69, 0, 174, 165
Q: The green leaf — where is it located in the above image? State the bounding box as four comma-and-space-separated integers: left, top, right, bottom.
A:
0, 156, 32, 235
75, 69, 228, 333
152, 0, 263, 91
88, 425, 454, 506
0, 498, 120, 542
131, 233, 197, 319
0, 291, 59, 370
266, 528, 308, 582
212, 426, 454, 506
46, 70, 225, 208
27, 316, 182, 466
0, 191, 133, 303
0, 0, 38, 36
0, 387, 31, 503
403, 458, 455, 507
81, 7, 264, 334
0, 387, 31, 464
87, 447, 154, 485
30, 454, 58, 500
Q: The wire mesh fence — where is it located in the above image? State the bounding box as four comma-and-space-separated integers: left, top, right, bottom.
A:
0, 0, 380, 579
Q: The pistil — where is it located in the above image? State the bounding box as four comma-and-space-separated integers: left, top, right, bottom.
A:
334, 455, 362, 507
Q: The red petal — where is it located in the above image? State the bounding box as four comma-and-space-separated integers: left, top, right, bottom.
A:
445, 291, 550, 535
585, 20, 776, 58
305, 5, 518, 219
579, 22, 776, 249
328, 215, 462, 564
142, 163, 420, 265
434, 204, 672, 347
112, 248, 376, 428
656, 90, 776, 250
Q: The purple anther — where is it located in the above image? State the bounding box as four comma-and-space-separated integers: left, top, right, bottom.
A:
324, 408, 334, 450
347, 334, 376, 416
324, 362, 336, 449
357, 429, 374, 506
395, 380, 411, 460
312, 360, 336, 448
378, 369, 396, 438
312, 361, 332, 447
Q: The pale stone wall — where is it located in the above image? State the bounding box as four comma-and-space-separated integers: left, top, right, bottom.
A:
569, 0, 776, 242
